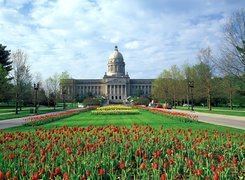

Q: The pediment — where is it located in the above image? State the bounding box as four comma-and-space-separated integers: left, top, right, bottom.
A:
107, 78, 126, 84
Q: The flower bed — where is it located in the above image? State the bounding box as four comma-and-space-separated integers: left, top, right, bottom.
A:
92, 105, 139, 115
0, 125, 244, 179
24, 106, 96, 126
135, 105, 198, 122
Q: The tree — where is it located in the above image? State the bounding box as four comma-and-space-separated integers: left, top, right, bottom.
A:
194, 47, 215, 111
0, 44, 12, 101
0, 44, 12, 76
45, 74, 60, 110
0, 65, 11, 101
182, 64, 194, 108
59, 71, 72, 102
11, 49, 32, 114
217, 9, 245, 81
169, 65, 183, 108
152, 70, 172, 104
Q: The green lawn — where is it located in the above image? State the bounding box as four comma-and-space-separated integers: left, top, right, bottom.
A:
177, 106, 245, 116
0, 105, 78, 120
3, 108, 244, 134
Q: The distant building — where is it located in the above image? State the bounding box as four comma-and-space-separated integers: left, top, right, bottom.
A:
62, 46, 154, 103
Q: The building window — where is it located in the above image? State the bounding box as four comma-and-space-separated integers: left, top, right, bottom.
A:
119, 96, 121, 99
112, 96, 114, 100
115, 96, 118, 99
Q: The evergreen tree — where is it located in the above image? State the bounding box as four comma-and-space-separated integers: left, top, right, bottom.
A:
0, 44, 12, 76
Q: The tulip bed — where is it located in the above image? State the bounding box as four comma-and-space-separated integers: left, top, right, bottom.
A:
24, 106, 96, 126
0, 124, 244, 179
91, 105, 139, 115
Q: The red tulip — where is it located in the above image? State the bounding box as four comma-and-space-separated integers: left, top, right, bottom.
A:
32, 172, 39, 180
99, 168, 104, 176
49, 171, 55, 179
6, 171, 11, 179
9, 154, 14, 160
86, 170, 91, 176
55, 167, 61, 175
0, 172, 4, 179
167, 149, 172, 156
21, 170, 26, 176
143, 153, 148, 159
63, 173, 69, 180
120, 162, 125, 169
153, 162, 159, 170
41, 156, 46, 163
67, 148, 72, 155
163, 162, 168, 169
213, 172, 219, 180
197, 169, 202, 176
140, 163, 146, 170
40, 168, 45, 174
161, 174, 167, 180
169, 159, 174, 165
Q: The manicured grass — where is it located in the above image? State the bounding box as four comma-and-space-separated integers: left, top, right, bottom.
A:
3, 108, 244, 134
0, 105, 78, 120
177, 106, 245, 117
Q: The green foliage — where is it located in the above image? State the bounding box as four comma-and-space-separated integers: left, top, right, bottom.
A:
0, 44, 12, 74
132, 97, 150, 106
82, 97, 101, 106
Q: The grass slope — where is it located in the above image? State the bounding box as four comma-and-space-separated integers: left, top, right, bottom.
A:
3, 108, 244, 134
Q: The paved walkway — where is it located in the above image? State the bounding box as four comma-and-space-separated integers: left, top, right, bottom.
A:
0, 108, 244, 130
169, 109, 245, 130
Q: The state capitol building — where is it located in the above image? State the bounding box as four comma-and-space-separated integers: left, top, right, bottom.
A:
63, 46, 154, 103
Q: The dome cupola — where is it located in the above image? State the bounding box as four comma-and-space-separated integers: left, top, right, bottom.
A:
107, 46, 125, 76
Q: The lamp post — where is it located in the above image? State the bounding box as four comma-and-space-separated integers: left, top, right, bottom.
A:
188, 81, 194, 111
62, 87, 66, 110
34, 83, 39, 114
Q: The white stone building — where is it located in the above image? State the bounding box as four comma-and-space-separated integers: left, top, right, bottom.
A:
62, 46, 154, 103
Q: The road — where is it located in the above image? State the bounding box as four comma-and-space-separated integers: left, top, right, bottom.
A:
0, 108, 244, 130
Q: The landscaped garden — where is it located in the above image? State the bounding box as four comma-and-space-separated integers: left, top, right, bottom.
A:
0, 105, 244, 179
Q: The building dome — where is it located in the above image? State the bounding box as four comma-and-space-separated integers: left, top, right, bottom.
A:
107, 46, 125, 76
109, 46, 124, 62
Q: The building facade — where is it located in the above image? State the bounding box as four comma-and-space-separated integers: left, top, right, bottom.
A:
63, 46, 154, 103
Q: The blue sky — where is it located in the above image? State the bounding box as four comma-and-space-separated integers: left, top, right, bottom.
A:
0, 0, 244, 80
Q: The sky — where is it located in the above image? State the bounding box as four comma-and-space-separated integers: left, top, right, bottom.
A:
0, 0, 244, 80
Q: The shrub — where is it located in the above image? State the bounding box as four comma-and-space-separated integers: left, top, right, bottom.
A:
83, 97, 100, 106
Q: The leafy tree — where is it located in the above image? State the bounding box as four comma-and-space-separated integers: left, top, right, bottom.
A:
45, 74, 60, 110
217, 9, 245, 81
11, 49, 32, 114
194, 47, 215, 110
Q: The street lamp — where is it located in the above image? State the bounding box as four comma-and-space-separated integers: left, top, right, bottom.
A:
34, 83, 39, 114
62, 87, 66, 110
188, 81, 194, 111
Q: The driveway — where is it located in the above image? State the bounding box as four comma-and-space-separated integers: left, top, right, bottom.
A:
170, 109, 245, 130
0, 117, 25, 130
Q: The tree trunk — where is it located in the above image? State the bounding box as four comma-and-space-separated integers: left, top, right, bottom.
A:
187, 86, 190, 110
229, 89, 233, 110
15, 93, 19, 114
207, 88, 211, 111
174, 94, 176, 109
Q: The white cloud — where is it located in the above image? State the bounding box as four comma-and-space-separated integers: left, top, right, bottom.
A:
0, 0, 243, 80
